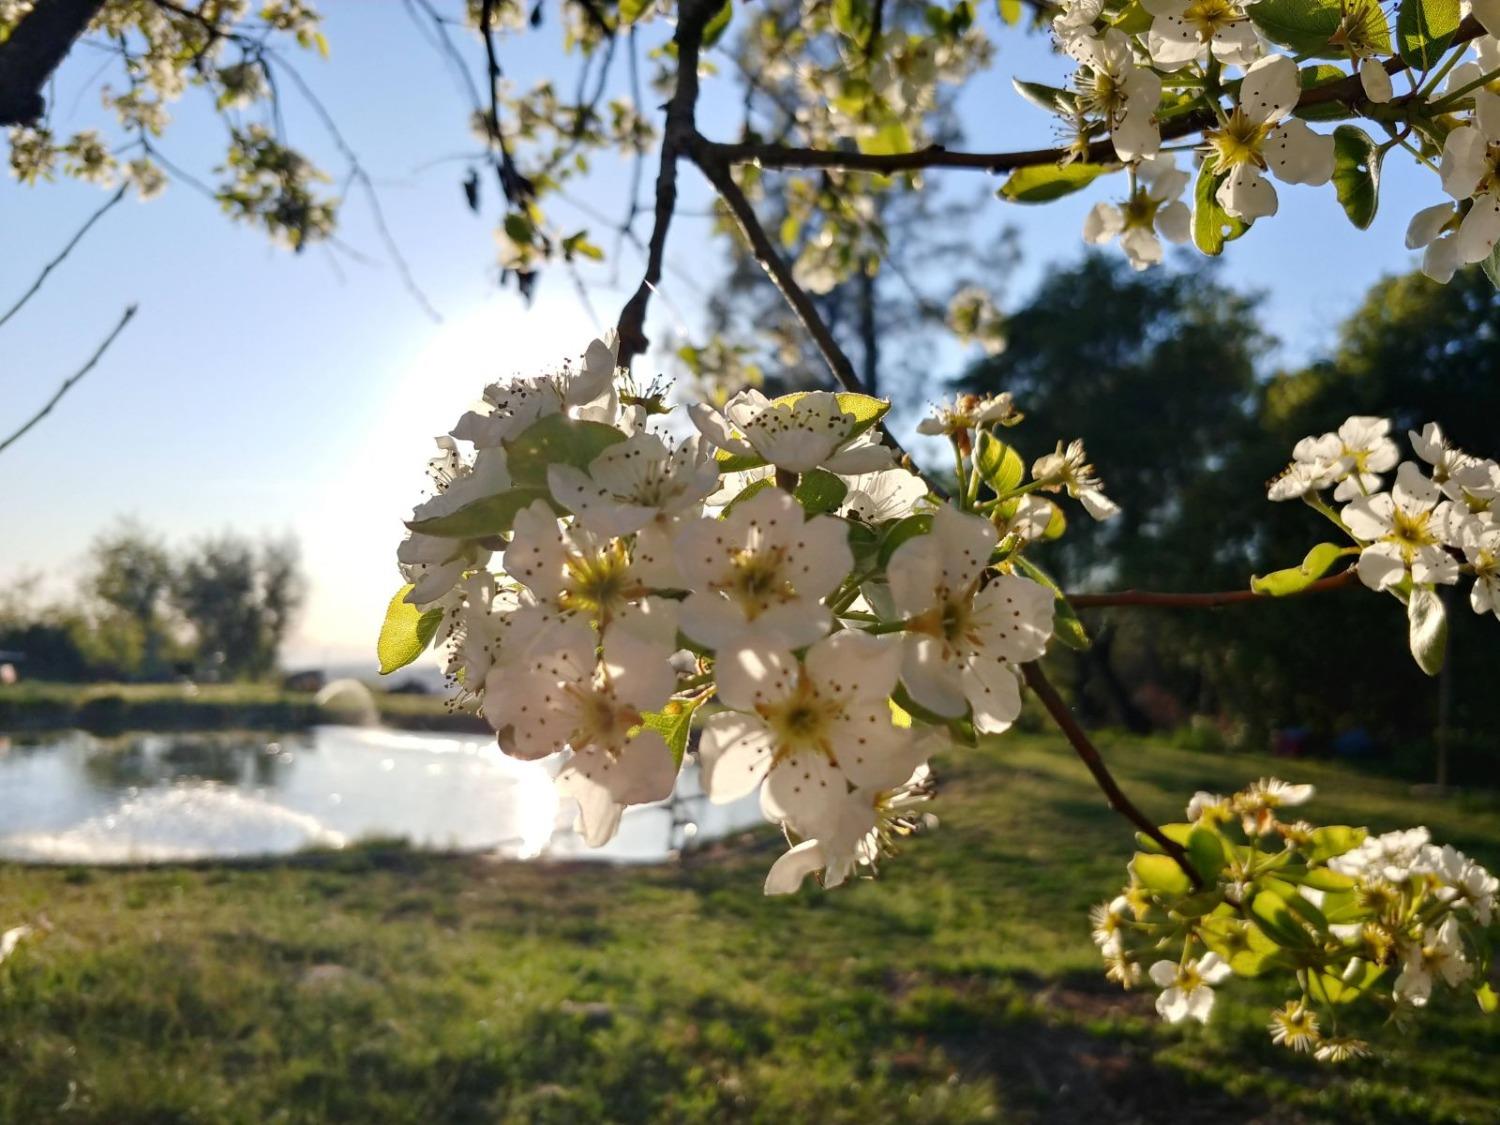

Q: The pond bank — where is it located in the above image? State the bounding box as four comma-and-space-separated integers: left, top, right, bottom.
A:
0, 682, 486, 734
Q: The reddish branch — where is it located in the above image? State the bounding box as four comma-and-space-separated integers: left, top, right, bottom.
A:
1068, 569, 1357, 609
1023, 662, 1203, 889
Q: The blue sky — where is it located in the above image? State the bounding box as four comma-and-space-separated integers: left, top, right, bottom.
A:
0, 2, 1447, 666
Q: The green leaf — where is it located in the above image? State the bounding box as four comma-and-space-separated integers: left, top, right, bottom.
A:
1249, 887, 1314, 948
1110, 0, 1154, 33
878, 513, 933, 566
794, 469, 849, 514
721, 476, 773, 517
1294, 64, 1358, 121
997, 0, 1023, 23
1013, 555, 1092, 651
504, 415, 627, 489
1483, 242, 1500, 290
1188, 826, 1227, 882
857, 114, 913, 157
1192, 155, 1251, 256
641, 700, 700, 768
1304, 825, 1367, 863
1011, 79, 1080, 117
1309, 959, 1386, 1004
1296, 865, 1358, 890
1408, 584, 1448, 676
1397, 0, 1460, 69
999, 163, 1110, 204
975, 431, 1025, 495
1331, 126, 1383, 229
377, 585, 445, 675
1478, 982, 1499, 1014
1200, 913, 1285, 974
1250, 0, 1388, 55
1251, 542, 1349, 595
702, 0, 734, 46
406, 487, 553, 538
618, 0, 652, 24
1131, 852, 1193, 896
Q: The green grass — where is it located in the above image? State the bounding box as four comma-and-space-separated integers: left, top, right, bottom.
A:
0, 681, 481, 733
2, 734, 1498, 1123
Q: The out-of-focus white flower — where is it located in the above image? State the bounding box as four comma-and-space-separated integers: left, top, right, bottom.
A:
1149, 953, 1232, 1023
1233, 777, 1314, 835
1394, 917, 1472, 1007
1083, 153, 1192, 271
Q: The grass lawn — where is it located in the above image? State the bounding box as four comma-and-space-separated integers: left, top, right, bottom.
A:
1, 733, 1497, 1123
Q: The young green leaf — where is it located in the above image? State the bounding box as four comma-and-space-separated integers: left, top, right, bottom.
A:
1011, 78, 1080, 117
641, 699, 701, 768
406, 487, 553, 538
377, 585, 445, 675
1331, 126, 1383, 229
794, 469, 850, 514
1250, 542, 1349, 595
1193, 156, 1251, 256
1131, 852, 1193, 896
504, 415, 627, 489
975, 431, 1025, 494
999, 162, 1109, 204
1397, 0, 1460, 70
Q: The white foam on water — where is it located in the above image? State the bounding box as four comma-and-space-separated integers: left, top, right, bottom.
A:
0, 783, 347, 864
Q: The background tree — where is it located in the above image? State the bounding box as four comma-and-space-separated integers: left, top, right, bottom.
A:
171, 533, 304, 680
80, 519, 177, 680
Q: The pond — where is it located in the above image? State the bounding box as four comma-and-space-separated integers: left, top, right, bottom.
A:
0, 727, 765, 865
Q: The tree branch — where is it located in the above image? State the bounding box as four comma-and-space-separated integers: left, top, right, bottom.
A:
1067, 569, 1358, 609
1023, 661, 1203, 890
0, 304, 137, 456
0, 184, 125, 332
0, 0, 107, 125
704, 17, 1486, 179
613, 0, 719, 368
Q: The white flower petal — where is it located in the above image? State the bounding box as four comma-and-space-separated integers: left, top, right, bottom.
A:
699, 712, 776, 802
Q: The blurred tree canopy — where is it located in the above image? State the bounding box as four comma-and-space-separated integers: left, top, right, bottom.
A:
0, 525, 304, 682
960, 259, 1500, 778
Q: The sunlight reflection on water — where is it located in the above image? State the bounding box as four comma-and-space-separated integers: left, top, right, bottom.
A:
0, 727, 762, 865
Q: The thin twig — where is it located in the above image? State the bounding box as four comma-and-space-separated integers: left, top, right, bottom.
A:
1067, 569, 1357, 609
0, 305, 137, 456
1023, 662, 1203, 890
0, 185, 126, 332
690, 137, 943, 495
613, 0, 719, 368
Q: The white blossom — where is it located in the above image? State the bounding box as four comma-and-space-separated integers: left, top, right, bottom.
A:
1393, 917, 1472, 1007
1083, 153, 1192, 271
1343, 462, 1461, 591
1143, 0, 1260, 71
690, 389, 893, 474
1066, 28, 1162, 161
1436, 86, 1500, 268
1359, 58, 1393, 104
674, 487, 852, 651
700, 632, 921, 842
916, 392, 1020, 436
1032, 439, 1121, 520
1149, 953, 1232, 1023
886, 504, 1054, 729
1210, 54, 1335, 221
839, 467, 930, 523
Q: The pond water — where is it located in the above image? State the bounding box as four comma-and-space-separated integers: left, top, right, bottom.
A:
0, 727, 765, 865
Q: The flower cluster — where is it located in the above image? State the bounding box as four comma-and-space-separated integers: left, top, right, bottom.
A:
1028, 0, 1500, 284
1262, 417, 1498, 671
382, 343, 1125, 890
1094, 778, 1499, 1060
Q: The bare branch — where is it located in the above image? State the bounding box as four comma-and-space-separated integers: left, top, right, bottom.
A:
1023, 661, 1203, 890
704, 17, 1485, 179
0, 185, 125, 332
0, 0, 107, 125
689, 138, 944, 494
613, 0, 720, 368
0, 304, 137, 456
1068, 569, 1358, 609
